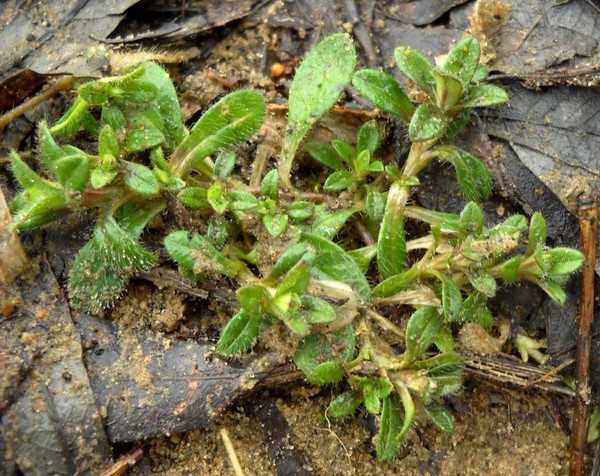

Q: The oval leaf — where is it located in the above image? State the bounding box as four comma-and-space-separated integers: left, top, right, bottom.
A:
352, 70, 414, 123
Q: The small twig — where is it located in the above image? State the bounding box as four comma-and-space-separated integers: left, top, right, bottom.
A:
0, 76, 74, 128
99, 448, 144, 476
220, 428, 245, 476
525, 358, 575, 389
570, 192, 598, 476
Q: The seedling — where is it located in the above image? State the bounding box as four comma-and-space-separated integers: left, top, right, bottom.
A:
7, 34, 583, 460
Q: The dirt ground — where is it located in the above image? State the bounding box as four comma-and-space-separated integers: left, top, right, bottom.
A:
144, 384, 573, 476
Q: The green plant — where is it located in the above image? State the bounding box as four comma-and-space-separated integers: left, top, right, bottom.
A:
7, 34, 583, 460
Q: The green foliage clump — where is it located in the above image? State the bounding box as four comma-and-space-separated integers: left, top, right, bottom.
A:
8, 34, 583, 460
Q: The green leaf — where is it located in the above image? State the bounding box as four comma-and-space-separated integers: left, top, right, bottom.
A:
302, 232, 371, 299
357, 120, 381, 155
217, 310, 261, 355
545, 248, 584, 275
424, 401, 455, 433
368, 161, 384, 173
285, 201, 314, 221
214, 150, 237, 179
444, 148, 492, 202
433, 71, 464, 110
98, 125, 120, 158
327, 390, 364, 418
324, 170, 355, 192
136, 61, 185, 151
377, 183, 406, 279
459, 201, 484, 238
409, 103, 449, 142
91, 167, 118, 189
68, 214, 157, 312
300, 295, 337, 324
294, 326, 355, 384
261, 169, 280, 200
366, 186, 385, 221
265, 242, 313, 283
78, 80, 111, 105
68, 239, 128, 313
309, 205, 358, 240
115, 200, 165, 236
279, 33, 356, 186
120, 79, 158, 104
468, 271, 497, 297
442, 37, 481, 84
372, 267, 420, 298
404, 206, 460, 233
206, 214, 230, 247
352, 70, 414, 123
394, 46, 435, 97
101, 103, 126, 133
463, 84, 509, 107
38, 121, 65, 167
237, 285, 271, 315
305, 142, 345, 171
355, 377, 394, 414
122, 161, 160, 196
501, 256, 522, 283
178, 187, 210, 209
207, 181, 228, 214
331, 140, 356, 163
348, 245, 377, 274
306, 361, 345, 385
263, 212, 289, 237
405, 306, 441, 360
354, 150, 370, 173
10, 150, 55, 190
229, 190, 259, 211
537, 278, 567, 305
472, 63, 489, 82
377, 395, 404, 461
170, 90, 266, 177
276, 261, 311, 296
526, 212, 547, 256
438, 274, 462, 322
124, 107, 166, 152
50, 97, 90, 138
164, 230, 242, 277
53, 154, 90, 193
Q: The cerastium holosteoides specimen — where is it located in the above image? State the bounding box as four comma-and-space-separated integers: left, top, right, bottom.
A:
8, 34, 583, 460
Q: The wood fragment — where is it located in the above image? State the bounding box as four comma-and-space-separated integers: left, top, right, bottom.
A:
221, 428, 245, 476
0, 76, 73, 128
570, 192, 598, 476
0, 186, 28, 285
99, 448, 143, 476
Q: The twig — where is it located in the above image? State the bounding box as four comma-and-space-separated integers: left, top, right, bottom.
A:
99, 448, 143, 476
220, 428, 245, 476
0, 76, 73, 128
570, 192, 598, 476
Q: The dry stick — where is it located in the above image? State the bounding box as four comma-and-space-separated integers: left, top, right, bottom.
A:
99, 448, 144, 476
220, 428, 245, 476
570, 192, 598, 476
0, 76, 73, 128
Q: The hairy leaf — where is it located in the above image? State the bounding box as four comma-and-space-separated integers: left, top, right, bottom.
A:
352, 70, 414, 123
170, 90, 265, 177
442, 37, 481, 84
217, 310, 261, 355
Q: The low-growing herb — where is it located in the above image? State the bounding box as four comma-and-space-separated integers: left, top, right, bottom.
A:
7, 34, 583, 460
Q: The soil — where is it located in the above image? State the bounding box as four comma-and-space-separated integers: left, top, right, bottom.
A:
144, 385, 572, 476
